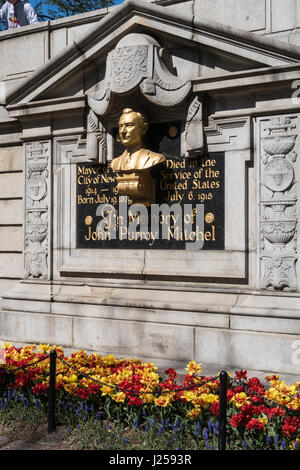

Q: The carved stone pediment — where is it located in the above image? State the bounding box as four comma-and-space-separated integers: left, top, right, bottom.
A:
4, 2, 300, 166
6, 0, 300, 110
84, 32, 202, 163
87, 33, 191, 123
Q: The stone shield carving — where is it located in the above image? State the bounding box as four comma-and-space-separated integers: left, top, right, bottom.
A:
85, 32, 207, 163
109, 45, 152, 94
87, 33, 191, 120
262, 157, 294, 192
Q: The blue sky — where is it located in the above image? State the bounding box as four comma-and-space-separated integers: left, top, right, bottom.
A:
33, 0, 127, 22
1, 0, 127, 30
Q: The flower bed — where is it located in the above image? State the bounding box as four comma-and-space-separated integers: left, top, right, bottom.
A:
0, 343, 299, 450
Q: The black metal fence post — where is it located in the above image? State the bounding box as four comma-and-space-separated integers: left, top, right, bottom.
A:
48, 349, 57, 434
218, 370, 228, 450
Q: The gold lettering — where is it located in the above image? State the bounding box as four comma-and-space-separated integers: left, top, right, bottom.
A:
204, 231, 211, 241
85, 226, 92, 240
119, 226, 127, 240
212, 225, 216, 241
166, 159, 186, 169
77, 195, 94, 204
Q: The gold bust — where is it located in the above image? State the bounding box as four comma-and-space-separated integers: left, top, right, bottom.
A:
111, 109, 165, 205
111, 108, 165, 172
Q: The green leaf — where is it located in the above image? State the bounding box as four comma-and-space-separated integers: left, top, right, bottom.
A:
244, 436, 255, 450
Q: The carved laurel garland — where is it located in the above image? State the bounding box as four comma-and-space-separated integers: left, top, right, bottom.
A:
24, 141, 51, 280
259, 115, 298, 291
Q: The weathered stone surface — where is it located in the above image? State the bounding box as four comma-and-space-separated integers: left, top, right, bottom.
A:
73, 317, 194, 360
52, 302, 230, 329
0, 31, 48, 78
195, 0, 267, 32
50, 28, 67, 57
0, 226, 22, 252
231, 315, 300, 335
195, 327, 300, 375
0, 200, 23, 225
0, 310, 73, 346
0, 279, 19, 297
0, 173, 23, 198
232, 294, 300, 318
0, 254, 22, 278
271, 0, 300, 32
1, 281, 238, 315
0, 146, 22, 173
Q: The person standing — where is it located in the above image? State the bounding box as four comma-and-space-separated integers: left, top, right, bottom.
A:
0, 0, 38, 29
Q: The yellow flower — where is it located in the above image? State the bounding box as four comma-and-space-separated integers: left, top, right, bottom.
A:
186, 407, 201, 418
201, 393, 218, 404
182, 391, 197, 402
101, 385, 114, 396
112, 392, 126, 403
265, 374, 280, 383
185, 361, 202, 376
207, 382, 219, 392
140, 371, 160, 388
65, 374, 78, 384
102, 354, 118, 365
231, 392, 251, 408
289, 397, 300, 410
257, 417, 268, 430
64, 383, 77, 394
193, 393, 218, 407
290, 438, 300, 450
154, 395, 171, 407
141, 393, 155, 404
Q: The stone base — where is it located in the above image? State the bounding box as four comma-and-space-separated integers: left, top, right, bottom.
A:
1, 281, 300, 377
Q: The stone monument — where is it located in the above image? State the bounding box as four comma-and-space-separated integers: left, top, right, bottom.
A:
1, 0, 300, 379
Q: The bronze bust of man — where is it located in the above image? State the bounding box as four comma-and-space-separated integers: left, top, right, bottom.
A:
111, 108, 165, 205
111, 108, 165, 172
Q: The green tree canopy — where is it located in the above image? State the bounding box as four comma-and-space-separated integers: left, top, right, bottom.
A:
0, 0, 117, 29
35, 0, 116, 21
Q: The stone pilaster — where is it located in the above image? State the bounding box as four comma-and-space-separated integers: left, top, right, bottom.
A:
24, 141, 51, 280
259, 115, 298, 291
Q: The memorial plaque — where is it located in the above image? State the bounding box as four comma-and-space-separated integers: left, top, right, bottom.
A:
76, 122, 224, 250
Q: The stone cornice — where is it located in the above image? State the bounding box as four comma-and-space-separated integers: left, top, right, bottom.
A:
4, 62, 300, 121
6, 95, 86, 118
193, 62, 300, 94
5, 0, 300, 106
